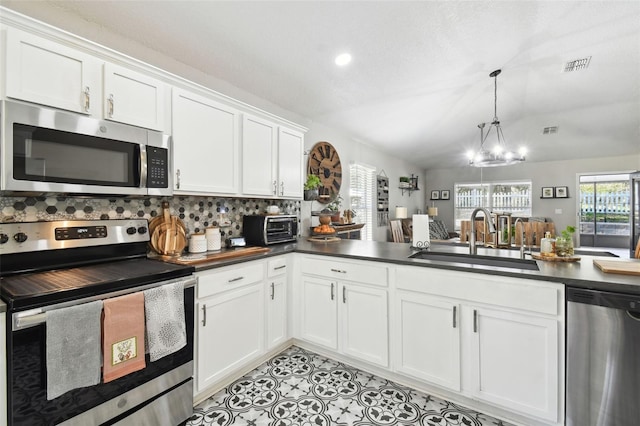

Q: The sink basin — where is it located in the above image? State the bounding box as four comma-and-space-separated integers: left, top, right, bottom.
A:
409, 251, 540, 271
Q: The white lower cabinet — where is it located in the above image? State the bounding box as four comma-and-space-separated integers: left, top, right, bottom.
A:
394, 266, 563, 425
395, 291, 461, 391
194, 262, 265, 395
299, 256, 389, 368
266, 257, 289, 349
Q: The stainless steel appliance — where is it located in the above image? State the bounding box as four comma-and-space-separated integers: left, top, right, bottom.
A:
243, 214, 298, 245
0, 219, 195, 426
1, 100, 172, 196
566, 287, 640, 425
631, 171, 640, 257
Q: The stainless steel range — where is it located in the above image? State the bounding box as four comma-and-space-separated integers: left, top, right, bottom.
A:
0, 219, 196, 426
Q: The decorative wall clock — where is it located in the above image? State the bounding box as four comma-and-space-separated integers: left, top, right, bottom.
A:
307, 141, 342, 203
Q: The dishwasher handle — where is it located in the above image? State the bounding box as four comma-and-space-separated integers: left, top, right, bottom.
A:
567, 287, 640, 312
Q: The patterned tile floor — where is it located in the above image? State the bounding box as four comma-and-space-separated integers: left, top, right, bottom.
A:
187, 346, 513, 426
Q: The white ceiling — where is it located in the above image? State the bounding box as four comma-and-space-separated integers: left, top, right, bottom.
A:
4, 1, 640, 169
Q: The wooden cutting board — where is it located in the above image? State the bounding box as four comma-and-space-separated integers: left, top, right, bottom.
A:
163, 246, 271, 265
593, 259, 640, 276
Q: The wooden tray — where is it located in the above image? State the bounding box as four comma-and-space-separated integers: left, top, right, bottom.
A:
308, 236, 341, 243
157, 246, 271, 265
594, 259, 640, 276
531, 253, 581, 262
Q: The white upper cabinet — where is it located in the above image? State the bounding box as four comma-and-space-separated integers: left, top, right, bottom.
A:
5, 28, 165, 131
103, 63, 165, 131
241, 114, 304, 199
172, 88, 240, 195
277, 127, 304, 198
242, 114, 277, 196
5, 27, 99, 114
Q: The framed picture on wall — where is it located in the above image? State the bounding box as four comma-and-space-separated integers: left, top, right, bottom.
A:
430, 190, 440, 200
541, 187, 554, 198
555, 186, 569, 198
441, 190, 450, 200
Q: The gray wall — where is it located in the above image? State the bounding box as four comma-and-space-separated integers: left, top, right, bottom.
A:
426, 154, 640, 243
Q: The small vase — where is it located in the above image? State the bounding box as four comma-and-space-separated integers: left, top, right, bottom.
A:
555, 236, 574, 257
304, 189, 318, 201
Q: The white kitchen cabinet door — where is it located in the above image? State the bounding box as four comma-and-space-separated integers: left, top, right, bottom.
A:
300, 275, 338, 349
266, 277, 287, 349
340, 283, 389, 367
196, 283, 264, 393
242, 114, 277, 196
103, 63, 165, 131
395, 291, 461, 391
5, 27, 98, 114
277, 127, 304, 198
468, 306, 559, 422
172, 88, 239, 195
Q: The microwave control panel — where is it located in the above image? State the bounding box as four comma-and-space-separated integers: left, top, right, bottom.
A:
147, 147, 168, 188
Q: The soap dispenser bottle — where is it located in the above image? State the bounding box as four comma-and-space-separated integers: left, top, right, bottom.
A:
540, 231, 555, 256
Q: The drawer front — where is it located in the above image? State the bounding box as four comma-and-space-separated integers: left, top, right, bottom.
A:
267, 257, 288, 277
301, 256, 388, 287
197, 261, 265, 298
396, 266, 561, 316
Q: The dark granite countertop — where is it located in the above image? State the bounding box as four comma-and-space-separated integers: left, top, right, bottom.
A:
189, 239, 640, 295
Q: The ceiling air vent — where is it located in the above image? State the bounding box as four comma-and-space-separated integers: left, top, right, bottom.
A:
563, 56, 591, 72
543, 126, 558, 135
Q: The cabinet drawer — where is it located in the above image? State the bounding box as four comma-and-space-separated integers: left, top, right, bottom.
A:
197, 262, 264, 298
267, 257, 288, 277
301, 256, 388, 287
396, 266, 561, 316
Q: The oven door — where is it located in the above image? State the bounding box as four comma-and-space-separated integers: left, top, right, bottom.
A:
6, 279, 195, 426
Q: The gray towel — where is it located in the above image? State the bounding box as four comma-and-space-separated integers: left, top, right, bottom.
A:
144, 281, 186, 361
46, 300, 103, 400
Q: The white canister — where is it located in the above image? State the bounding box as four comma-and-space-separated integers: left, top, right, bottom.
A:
188, 233, 207, 253
205, 227, 222, 251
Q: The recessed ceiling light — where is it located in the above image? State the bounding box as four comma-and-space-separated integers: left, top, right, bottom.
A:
335, 53, 352, 67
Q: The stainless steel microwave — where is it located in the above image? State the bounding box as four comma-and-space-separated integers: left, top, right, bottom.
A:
0, 100, 172, 196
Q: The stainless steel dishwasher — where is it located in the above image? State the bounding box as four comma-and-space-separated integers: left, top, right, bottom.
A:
566, 287, 640, 425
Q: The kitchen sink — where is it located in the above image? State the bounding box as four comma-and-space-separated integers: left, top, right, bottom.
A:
408, 251, 540, 271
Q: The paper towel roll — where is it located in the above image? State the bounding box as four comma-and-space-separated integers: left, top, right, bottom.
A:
395, 206, 408, 219
412, 214, 430, 249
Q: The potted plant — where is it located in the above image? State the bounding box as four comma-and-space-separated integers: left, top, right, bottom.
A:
303, 174, 321, 201
555, 225, 575, 257
326, 193, 343, 222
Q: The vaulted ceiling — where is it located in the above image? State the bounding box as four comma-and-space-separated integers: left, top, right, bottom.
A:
3, 1, 640, 169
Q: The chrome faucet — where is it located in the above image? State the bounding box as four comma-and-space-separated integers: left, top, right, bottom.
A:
469, 208, 496, 255
513, 217, 527, 259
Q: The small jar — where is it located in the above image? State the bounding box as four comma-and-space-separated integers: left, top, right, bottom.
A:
540, 232, 555, 255
205, 227, 221, 251
188, 233, 207, 253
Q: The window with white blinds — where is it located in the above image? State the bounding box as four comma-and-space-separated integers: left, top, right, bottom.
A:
349, 163, 375, 241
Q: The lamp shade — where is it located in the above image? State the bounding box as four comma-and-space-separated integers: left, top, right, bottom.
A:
395, 206, 408, 219
427, 207, 438, 217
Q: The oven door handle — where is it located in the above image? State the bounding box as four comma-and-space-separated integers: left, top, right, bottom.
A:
12, 275, 197, 331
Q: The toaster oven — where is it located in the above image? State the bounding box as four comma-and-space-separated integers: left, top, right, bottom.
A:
242, 214, 298, 246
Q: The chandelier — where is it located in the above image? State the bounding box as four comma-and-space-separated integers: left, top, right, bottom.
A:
468, 69, 526, 167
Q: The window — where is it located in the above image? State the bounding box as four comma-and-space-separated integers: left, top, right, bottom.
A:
349, 163, 375, 240
454, 181, 532, 230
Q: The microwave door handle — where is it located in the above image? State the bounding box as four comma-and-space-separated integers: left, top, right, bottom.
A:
140, 145, 148, 188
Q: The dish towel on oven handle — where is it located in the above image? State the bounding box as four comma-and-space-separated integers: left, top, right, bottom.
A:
144, 281, 186, 361
46, 300, 103, 400
102, 292, 146, 383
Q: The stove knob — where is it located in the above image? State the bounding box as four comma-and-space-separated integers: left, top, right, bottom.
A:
0, 233, 9, 244
137, 226, 147, 235
126, 227, 137, 235
13, 232, 28, 243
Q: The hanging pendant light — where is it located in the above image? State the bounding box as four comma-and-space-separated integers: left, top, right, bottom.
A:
467, 69, 526, 167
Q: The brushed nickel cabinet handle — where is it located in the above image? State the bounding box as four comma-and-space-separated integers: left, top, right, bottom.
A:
280, 181, 284, 196
176, 169, 181, 189
271, 282, 275, 300
330, 268, 347, 274
201, 304, 207, 327
330, 283, 334, 300
274, 265, 286, 270
343, 286, 346, 303
84, 86, 90, 112
108, 94, 114, 117
473, 309, 478, 333
273, 180, 277, 195
452, 306, 457, 328
228, 276, 244, 283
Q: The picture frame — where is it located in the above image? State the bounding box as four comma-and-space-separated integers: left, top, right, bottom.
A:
555, 186, 568, 198
541, 187, 554, 198
430, 190, 440, 200
440, 190, 450, 200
